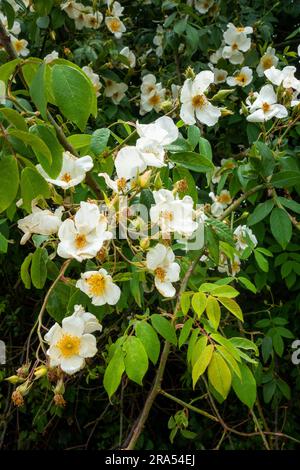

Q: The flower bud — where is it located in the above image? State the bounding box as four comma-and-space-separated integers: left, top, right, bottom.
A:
140, 238, 150, 251
6, 375, 25, 384
54, 378, 65, 396
17, 364, 30, 378
138, 170, 152, 189
154, 173, 163, 190
174, 179, 188, 193
34, 365, 48, 379
184, 66, 195, 80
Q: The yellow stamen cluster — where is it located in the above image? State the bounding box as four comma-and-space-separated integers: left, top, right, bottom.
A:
86, 273, 106, 296
57, 334, 81, 358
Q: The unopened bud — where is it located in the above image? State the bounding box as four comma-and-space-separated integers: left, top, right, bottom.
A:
140, 238, 150, 250
138, 170, 152, 188
34, 365, 48, 379
160, 100, 173, 113
54, 378, 65, 395
220, 107, 234, 117
17, 364, 30, 378
184, 66, 195, 80
6, 375, 25, 384
154, 173, 163, 190
50, 30, 56, 41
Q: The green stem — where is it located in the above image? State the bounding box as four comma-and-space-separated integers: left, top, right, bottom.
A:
159, 389, 219, 422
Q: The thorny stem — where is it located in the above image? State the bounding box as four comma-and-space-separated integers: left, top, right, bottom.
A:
26, 259, 71, 362
123, 254, 202, 450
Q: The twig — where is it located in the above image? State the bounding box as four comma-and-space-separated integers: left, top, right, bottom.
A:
159, 389, 219, 422
219, 184, 266, 221
123, 253, 202, 450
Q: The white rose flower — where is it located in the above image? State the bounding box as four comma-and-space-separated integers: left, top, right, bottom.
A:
180, 71, 221, 126
44, 50, 59, 64
44, 315, 97, 375
150, 189, 198, 237
146, 243, 180, 297
17, 205, 64, 245
57, 202, 112, 262
222, 23, 252, 64
256, 47, 278, 77
84, 12, 103, 29
264, 66, 300, 91
246, 84, 288, 123
227, 66, 253, 87
114, 146, 147, 180
119, 46, 136, 68
194, 0, 214, 14
82, 66, 102, 96
234, 225, 257, 252
104, 79, 128, 104
70, 304, 103, 333
76, 269, 121, 306
209, 190, 232, 217
136, 116, 179, 146
0, 13, 21, 36
10, 36, 30, 57
105, 16, 126, 38
61, 1, 81, 19
36, 151, 93, 189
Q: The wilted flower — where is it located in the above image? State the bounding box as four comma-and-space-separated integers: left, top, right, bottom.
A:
17, 204, 64, 245
209, 190, 232, 217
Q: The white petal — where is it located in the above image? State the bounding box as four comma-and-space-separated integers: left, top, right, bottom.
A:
195, 102, 221, 126
62, 316, 85, 336
115, 146, 146, 180
193, 70, 214, 93
79, 334, 97, 357
146, 243, 167, 270
155, 279, 176, 297
166, 262, 180, 282
180, 102, 196, 125
44, 323, 62, 344
105, 281, 121, 305
60, 356, 85, 374
75, 202, 99, 234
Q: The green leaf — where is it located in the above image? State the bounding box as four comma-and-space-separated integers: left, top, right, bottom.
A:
135, 321, 160, 365
218, 297, 243, 321
210, 333, 241, 362
206, 219, 234, 245
29, 63, 48, 119
180, 291, 191, 316
254, 250, 269, 272
0, 155, 19, 213
178, 318, 194, 349
123, 336, 148, 385
206, 296, 221, 330
191, 292, 207, 318
187, 125, 200, 149
208, 351, 232, 399
232, 363, 256, 408
277, 197, 300, 215
30, 247, 48, 289
151, 314, 177, 345
67, 134, 92, 149
30, 124, 63, 178
0, 233, 8, 253
20, 167, 51, 212
0, 59, 21, 84
230, 337, 259, 356
270, 207, 292, 249
91, 128, 110, 155
247, 200, 274, 226
9, 129, 52, 170
46, 281, 74, 322
271, 171, 300, 188
198, 137, 212, 161
192, 344, 214, 388
51, 65, 96, 131
0, 108, 27, 132
103, 349, 125, 398
215, 345, 241, 379
191, 335, 208, 367
20, 253, 33, 289
237, 276, 257, 293
169, 152, 214, 173
212, 285, 239, 298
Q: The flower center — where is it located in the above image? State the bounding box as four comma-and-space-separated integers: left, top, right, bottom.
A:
109, 18, 121, 32
61, 172, 72, 183
75, 234, 87, 249
14, 40, 24, 53
148, 93, 161, 106
236, 27, 245, 32
57, 334, 80, 358
261, 56, 273, 69
262, 102, 271, 113
218, 193, 231, 204
192, 94, 206, 108
86, 273, 107, 296
235, 73, 247, 84
155, 267, 166, 282
117, 177, 127, 190
232, 42, 239, 50
161, 210, 174, 221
